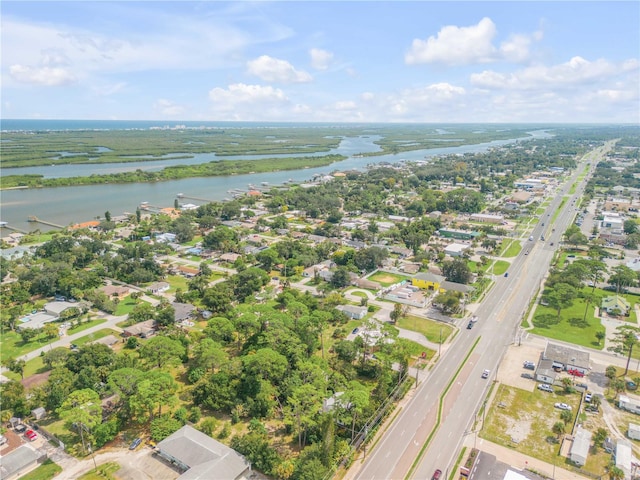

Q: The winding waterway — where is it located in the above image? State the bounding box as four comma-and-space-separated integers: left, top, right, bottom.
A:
0, 130, 551, 235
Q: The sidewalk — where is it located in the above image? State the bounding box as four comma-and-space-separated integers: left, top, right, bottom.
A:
468, 437, 590, 480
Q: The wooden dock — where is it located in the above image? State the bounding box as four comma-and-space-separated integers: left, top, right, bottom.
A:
27, 216, 65, 229
176, 193, 214, 203
0, 223, 28, 234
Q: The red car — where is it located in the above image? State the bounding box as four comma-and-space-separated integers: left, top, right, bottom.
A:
431, 469, 442, 480
25, 429, 38, 441
568, 369, 585, 377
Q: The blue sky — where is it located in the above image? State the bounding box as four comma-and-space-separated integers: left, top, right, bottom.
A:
2, 1, 639, 123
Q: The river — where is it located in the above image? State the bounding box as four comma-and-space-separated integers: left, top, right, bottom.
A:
0, 130, 551, 235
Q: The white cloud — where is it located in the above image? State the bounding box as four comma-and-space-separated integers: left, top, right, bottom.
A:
406, 17, 543, 66
405, 17, 497, 66
207, 83, 291, 120
247, 55, 312, 83
9, 65, 77, 86
470, 56, 637, 90
310, 48, 333, 70
154, 99, 186, 116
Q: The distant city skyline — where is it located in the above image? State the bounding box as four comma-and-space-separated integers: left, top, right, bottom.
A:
1, 1, 639, 123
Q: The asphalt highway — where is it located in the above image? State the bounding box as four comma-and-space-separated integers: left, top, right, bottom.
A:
353, 142, 613, 480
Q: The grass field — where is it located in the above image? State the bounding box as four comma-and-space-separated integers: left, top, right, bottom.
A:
367, 271, 411, 287
17, 459, 62, 480
484, 260, 509, 275
530, 302, 605, 350
396, 315, 454, 344
0, 330, 54, 362
3, 356, 48, 381
74, 328, 122, 347
113, 296, 141, 316
480, 384, 609, 475
501, 240, 522, 258
67, 318, 107, 335
78, 462, 121, 480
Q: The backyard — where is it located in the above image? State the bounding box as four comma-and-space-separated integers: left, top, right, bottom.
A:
366, 271, 411, 287
396, 315, 454, 344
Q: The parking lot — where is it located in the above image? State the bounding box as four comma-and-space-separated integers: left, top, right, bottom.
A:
498, 343, 542, 391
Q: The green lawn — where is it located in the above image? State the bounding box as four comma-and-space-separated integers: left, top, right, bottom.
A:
396, 315, 454, 344
17, 459, 62, 480
3, 356, 48, 381
484, 260, 509, 275
531, 301, 605, 350
501, 240, 522, 258
166, 274, 189, 292
74, 328, 122, 347
113, 296, 141, 316
0, 330, 54, 362
77, 462, 121, 480
366, 271, 411, 287
67, 318, 107, 335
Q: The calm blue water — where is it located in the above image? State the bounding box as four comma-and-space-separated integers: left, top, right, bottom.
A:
0, 123, 552, 235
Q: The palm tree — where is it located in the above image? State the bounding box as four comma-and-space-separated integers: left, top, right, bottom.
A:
552, 421, 565, 440
608, 465, 625, 480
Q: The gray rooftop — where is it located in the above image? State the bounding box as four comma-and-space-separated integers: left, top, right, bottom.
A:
0, 445, 42, 479
156, 425, 248, 480
543, 343, 590, 368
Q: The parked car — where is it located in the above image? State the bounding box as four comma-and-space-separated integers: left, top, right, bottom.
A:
129, 438, 142, 450
538, 384, 554, 392
585, 393, 593, 403
627, 380, 637, 390
521, 373, 534, 380
431, 469, 442, 480
576, 383, 588, 390
481, 369, 490, 379
523, 361, 535, 370
14, 424, 27, 433
554, 402, 572, 411
25, 429, 38, 441
568, 368, 584, 377
351, 327, 359, 335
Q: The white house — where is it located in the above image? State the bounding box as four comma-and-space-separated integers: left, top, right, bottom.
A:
444, 243, 470, 258
615, 439, 632, 479
569, 427, 591, 466
628, 422, 640, 440
619, 395, 640, 415
336, 305, 367, 320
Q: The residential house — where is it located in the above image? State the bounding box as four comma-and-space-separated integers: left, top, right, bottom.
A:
534, 358, 557, 385
439, 281, 474, 295
601, 295, 631, 316
0, 445, 45, 480
619, 395, 640, 415
172, 302, 196, 323
628, 423, 640, 440
99, 285, 130, 299
122, 320, 156, 338
89, 335, 119, 348
147, 282, 170, 295
322, 392, 352, 413
219, 253, 241, 263
569, 427, 591, 466
412, 272, 445, 291
155, 425, 250, 480
336, 305, 368, 320
177, 265, 199, 278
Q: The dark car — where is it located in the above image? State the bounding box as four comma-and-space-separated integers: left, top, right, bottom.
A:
521, 373, 534, 380
627, 380, 637, 391
351, 327, 359, 335
467, 321, 474, 329
431, 470, 442, 480
129, 438, 142, 450
504, 272, 509, 277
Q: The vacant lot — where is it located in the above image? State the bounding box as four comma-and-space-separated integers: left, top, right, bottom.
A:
481, 384, 580, 463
